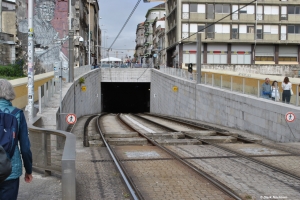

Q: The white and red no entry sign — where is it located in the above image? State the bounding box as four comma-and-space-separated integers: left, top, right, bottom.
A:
285, 112, 296, 122
66, 113, 77, 124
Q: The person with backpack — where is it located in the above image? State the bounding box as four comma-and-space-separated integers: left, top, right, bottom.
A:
0, 79, 32, 199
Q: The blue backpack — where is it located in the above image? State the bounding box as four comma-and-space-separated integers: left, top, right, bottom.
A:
0, 108, 20, 183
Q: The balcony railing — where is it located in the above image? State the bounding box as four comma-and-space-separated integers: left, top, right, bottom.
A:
206, 32, 215, 39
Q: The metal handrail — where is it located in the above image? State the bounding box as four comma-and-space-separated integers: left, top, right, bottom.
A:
28, 116, 76, 200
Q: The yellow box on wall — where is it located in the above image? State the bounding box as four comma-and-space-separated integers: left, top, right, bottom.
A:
173, 86, 178, 92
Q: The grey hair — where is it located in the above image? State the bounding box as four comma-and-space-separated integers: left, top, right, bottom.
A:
0, 79, 16, 101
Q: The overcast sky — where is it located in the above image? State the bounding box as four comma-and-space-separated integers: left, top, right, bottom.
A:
98, 0, 161, 58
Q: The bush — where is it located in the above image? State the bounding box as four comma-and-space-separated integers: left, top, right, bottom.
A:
0, 59, 25, 77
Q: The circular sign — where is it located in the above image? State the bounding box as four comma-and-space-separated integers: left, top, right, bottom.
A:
285, 112, 295, 122
66, 113, 77, 124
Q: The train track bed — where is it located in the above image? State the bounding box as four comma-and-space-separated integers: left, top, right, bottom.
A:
81, 113, 300, 199
112, 145, 232, 200
73, 115, 130, 199
124, 113, 300, 199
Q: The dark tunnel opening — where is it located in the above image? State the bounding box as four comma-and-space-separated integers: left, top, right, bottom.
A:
101, 82, 151, 113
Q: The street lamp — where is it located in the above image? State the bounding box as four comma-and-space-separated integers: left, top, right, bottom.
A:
88, 0, 96, 65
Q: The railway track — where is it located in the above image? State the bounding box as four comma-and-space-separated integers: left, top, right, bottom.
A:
84, 113, 300, 200
95, 113, 240, 200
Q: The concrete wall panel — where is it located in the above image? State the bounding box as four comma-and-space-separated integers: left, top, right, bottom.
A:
151, 69, 300, 142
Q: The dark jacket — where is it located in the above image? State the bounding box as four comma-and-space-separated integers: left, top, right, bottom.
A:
0, 99, 32, 180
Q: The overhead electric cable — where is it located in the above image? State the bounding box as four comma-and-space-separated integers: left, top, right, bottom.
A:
137, 0, 257, 80
107, 0, 142, 50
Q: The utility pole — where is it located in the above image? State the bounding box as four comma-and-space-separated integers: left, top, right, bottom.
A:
0, 0, 2, 32
68, 0, 74, 82
27, 0, 34, 122
197, 32, 202, 84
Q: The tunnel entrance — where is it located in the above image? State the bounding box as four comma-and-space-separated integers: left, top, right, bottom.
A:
101, 82, 151, 113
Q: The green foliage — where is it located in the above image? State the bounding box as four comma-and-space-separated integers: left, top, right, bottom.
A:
0, 59, 25, 78
79, 77, 85, 84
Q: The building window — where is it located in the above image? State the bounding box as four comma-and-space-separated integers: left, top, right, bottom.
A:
264, 6, 279, 15
207, 4, 214, 19
257, 25, 263, 39
190, 4, 198, 12
247, 26, 255, 33
232, 25, 239, 39
287, 6, 300, 14
279, 57, 297, 61
198, 24, 205, 32
215, 4, 230, 14
287, 25, 300, 34
255, 57, 274, 61
206, 24, 215, 38
281, 6, 288, 20
240, 5, 255, 14
215, 24, 230, 33
190, 24, 198, 33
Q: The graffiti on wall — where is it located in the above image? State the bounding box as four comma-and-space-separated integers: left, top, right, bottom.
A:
18, 0, 68, 73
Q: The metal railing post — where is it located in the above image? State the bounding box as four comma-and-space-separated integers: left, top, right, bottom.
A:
230, 76, 233, 91
38, 86, 42, 114
212, 74, 214, 86
221, 75, 223, 89
296, 85, 299, 106
43, 82, 47, 106
257, 80, 260, 98
243, 78, 245, 94
205, 73, 207, 84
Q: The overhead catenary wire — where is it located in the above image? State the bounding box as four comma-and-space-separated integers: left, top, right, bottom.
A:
162, 0, 258, 50
137, 0, 257, 80
107, 0, 142, 51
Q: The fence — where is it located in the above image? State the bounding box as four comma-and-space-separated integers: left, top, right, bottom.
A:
29, 116, 76, 199
160, 68, 300, 107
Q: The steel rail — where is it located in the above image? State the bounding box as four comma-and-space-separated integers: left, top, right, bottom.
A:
120, 114, 242, 200
136, 113, 300, 181
96, 114, 141, 200
143, 113, 300, 156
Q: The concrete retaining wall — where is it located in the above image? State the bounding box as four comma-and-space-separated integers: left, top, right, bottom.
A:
101, 68, 151, 82
59, 69, 101, 131
151, 70, 300, 142
202, 64, 300, 77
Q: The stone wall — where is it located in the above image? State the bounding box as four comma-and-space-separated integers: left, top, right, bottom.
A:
151, 70, 300, 142
202, 64, 300, 77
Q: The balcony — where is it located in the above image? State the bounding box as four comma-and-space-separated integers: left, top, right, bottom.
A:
263, 15, 279, 22
287, 14, 300, 23
188, 13, 206, 21
214, 33, 230, 40
287, 34, 300, 42
263, 34, 279, 41
239, 14, 255, 21
239, 33, 254, 41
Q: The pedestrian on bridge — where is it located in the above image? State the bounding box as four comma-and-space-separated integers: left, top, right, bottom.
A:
281, 77, 292, 104
261, 78, 271, 99
0, 79, 33, 200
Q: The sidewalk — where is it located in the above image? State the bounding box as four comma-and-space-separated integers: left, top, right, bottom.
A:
16, 82, 73, 199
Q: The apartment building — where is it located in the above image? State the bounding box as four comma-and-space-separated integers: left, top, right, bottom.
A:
152, 16, 166, 67
165, 0, 300, 67
142, 3, 165, 66
135, 22, 145, 64
76, 0, 99, 66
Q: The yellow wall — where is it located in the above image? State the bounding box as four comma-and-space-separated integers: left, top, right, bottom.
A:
9, 72, 54, 109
